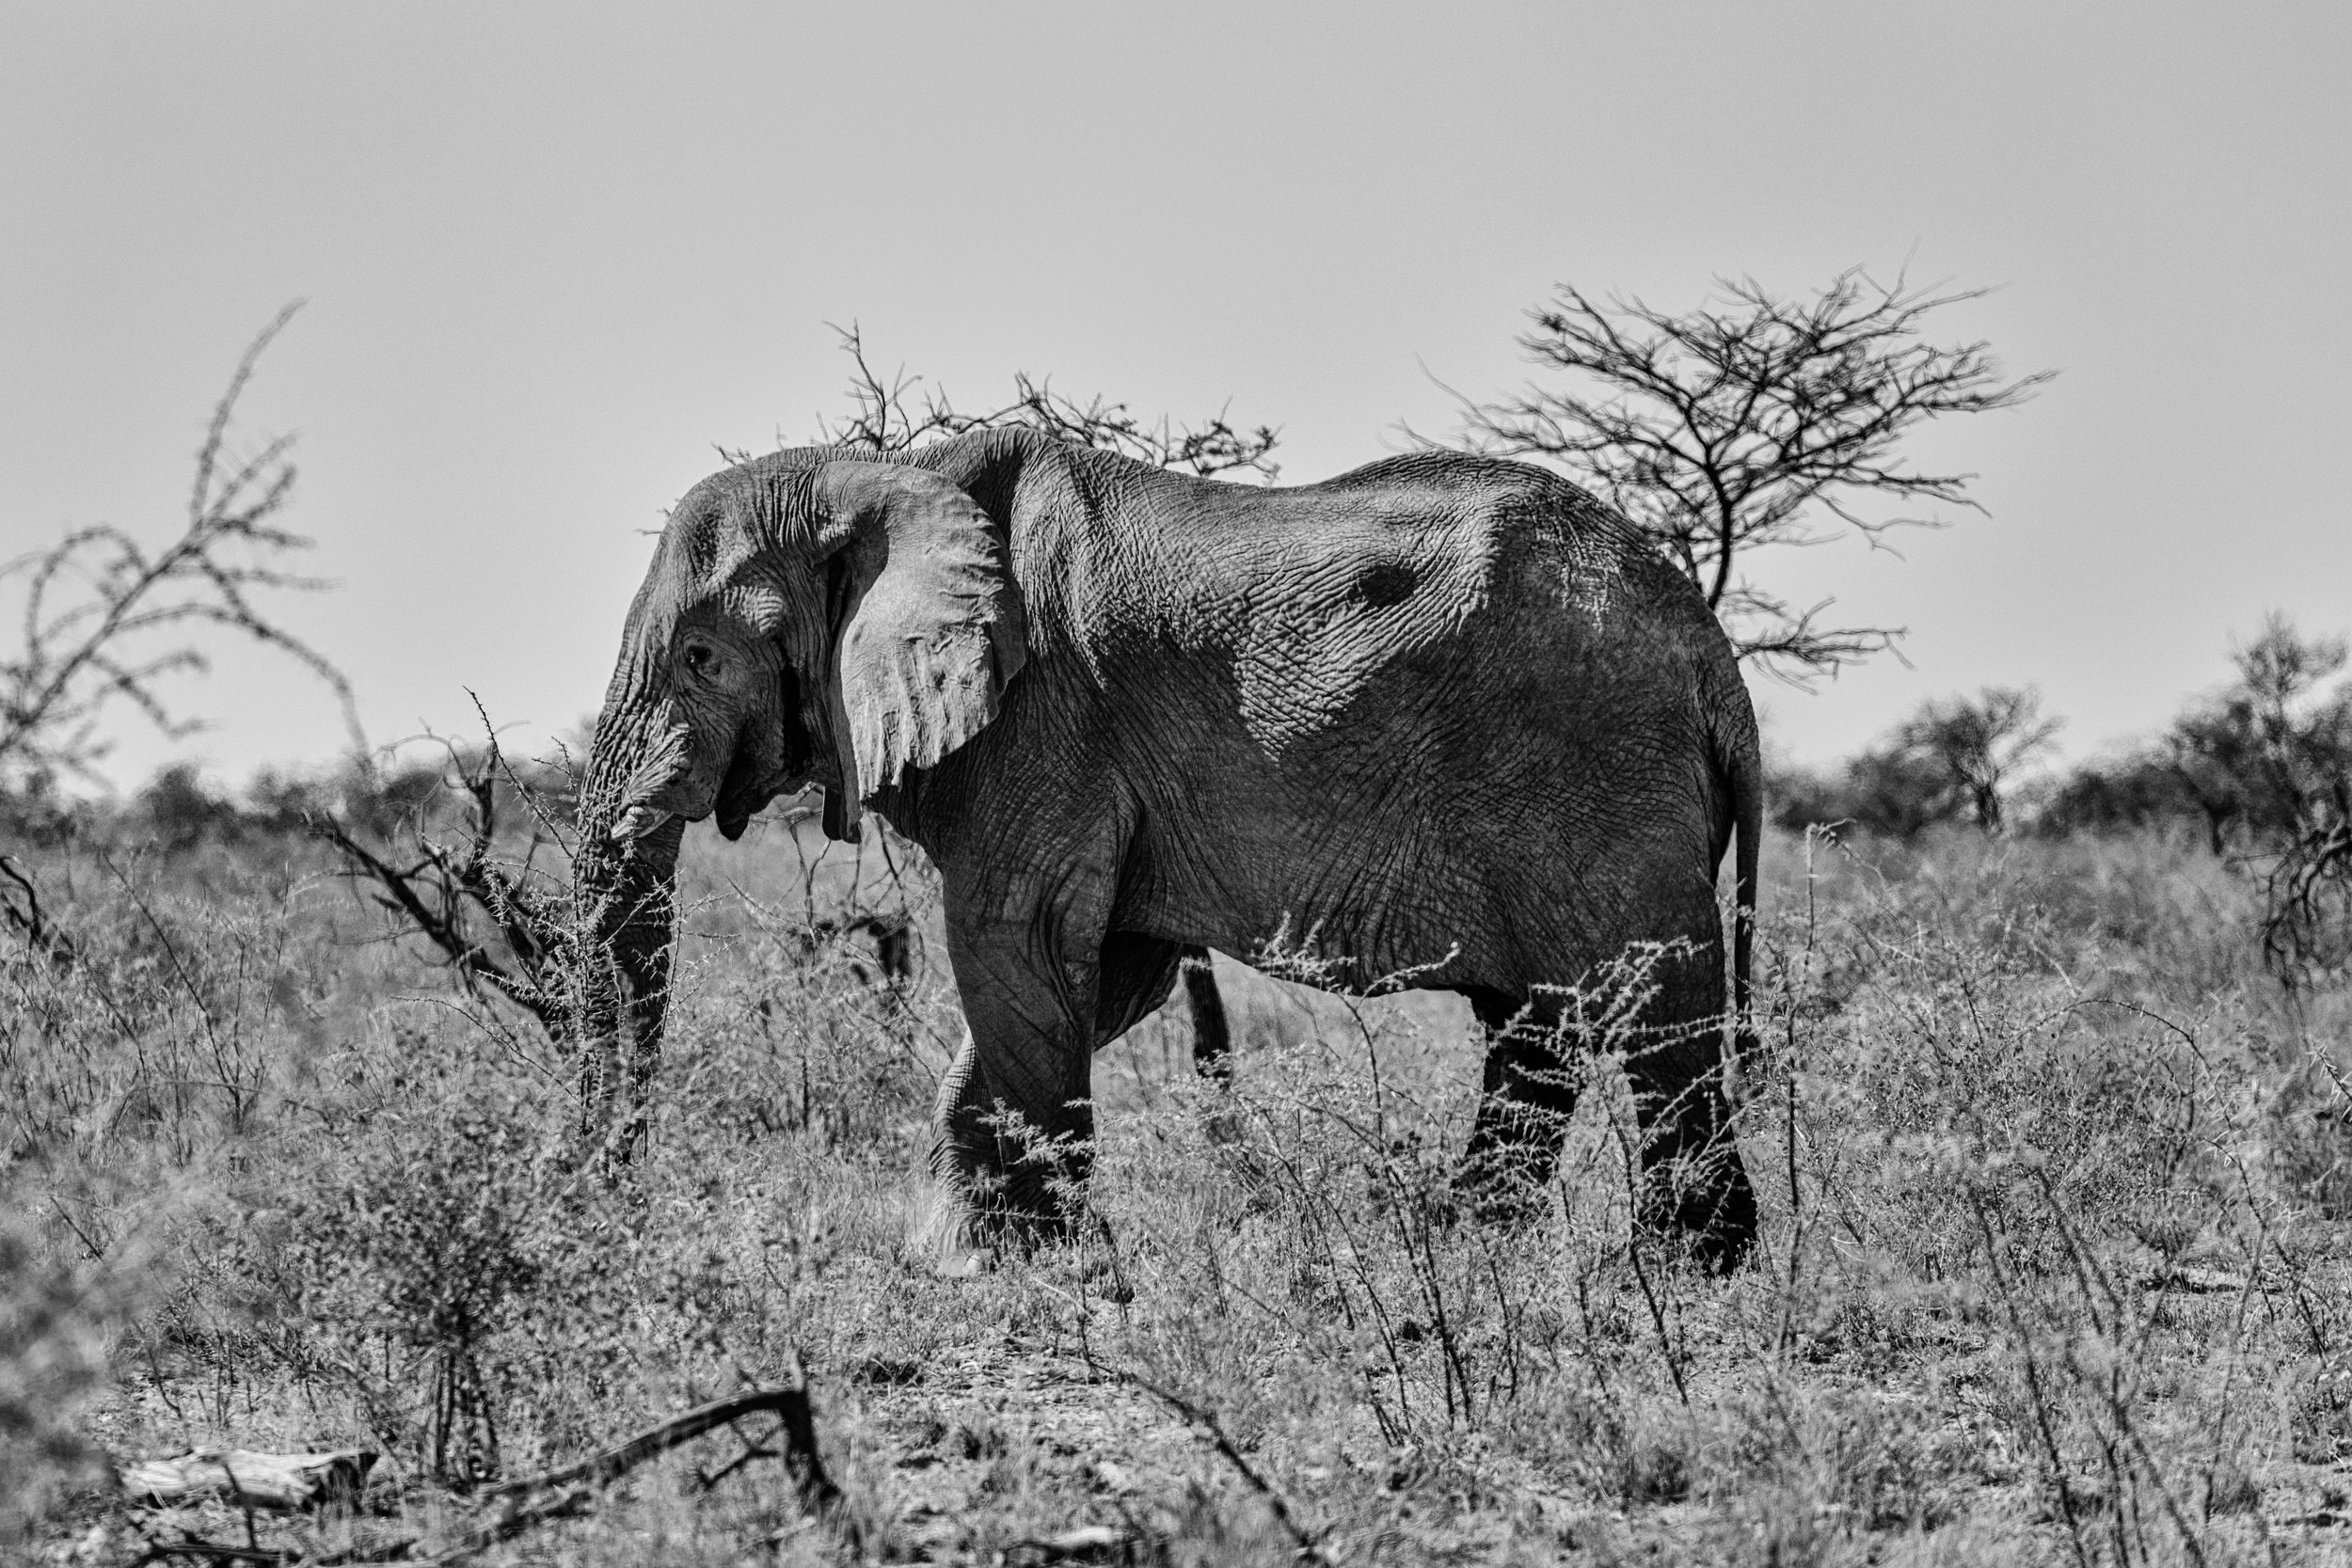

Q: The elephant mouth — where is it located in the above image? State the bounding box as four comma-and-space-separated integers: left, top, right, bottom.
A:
611, 736, 813, 847
713, 752, 816, 842
609, 777, 797, 846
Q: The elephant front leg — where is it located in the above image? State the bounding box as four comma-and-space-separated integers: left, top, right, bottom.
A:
930, 923, 1106, 1248
930, 1025, 1095, 1244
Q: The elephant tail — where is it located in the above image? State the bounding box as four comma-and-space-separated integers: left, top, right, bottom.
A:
1705, 674, 1764, 1102
1729, 734, 1761, 1078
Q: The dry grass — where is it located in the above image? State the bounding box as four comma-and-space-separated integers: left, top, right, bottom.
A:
5, 811, 2351, 1564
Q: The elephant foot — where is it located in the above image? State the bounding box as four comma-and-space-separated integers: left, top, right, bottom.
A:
931, 1242, 995, 1279
918, 1163, 1089, 1272
973, 1206, 1081, 1259
930, 1106, 1097, 1263
1636, 1208, 1756, 1275
1027, 1222, 1136, 1305
1448, 1155, 1550, 1229
1454, 1103, 1572, 1226
902, 1177, 1002, 1277
1633, 1145, 1758, 1275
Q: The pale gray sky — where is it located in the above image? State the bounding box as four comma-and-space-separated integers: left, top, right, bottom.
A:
4, 2, 2347, 786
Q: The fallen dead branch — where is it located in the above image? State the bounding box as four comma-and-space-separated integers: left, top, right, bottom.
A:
126, 1541, 295, 1567
120, 1449, 376, 1512
125, 1358, 864, 1567
483, 1363, 850, 1520
1001, 1522, 1136, 1564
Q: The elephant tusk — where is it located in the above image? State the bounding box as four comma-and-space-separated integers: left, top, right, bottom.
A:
612, 804, 675, 843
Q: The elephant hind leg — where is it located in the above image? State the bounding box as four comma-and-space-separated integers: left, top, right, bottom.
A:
1178, 946, 1233, 1085
1092, 932, 1189, 1046
1455, 988, 1582, 1214
1621, 1013, 1756, 1273
1452, 964, 1757, 1272
1093, 936, 1232, 1082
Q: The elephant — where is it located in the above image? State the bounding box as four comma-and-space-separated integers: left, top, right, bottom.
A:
571, 427, 1764, 1269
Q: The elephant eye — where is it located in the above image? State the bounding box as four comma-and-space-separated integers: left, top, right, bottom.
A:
681, 641, 717, 678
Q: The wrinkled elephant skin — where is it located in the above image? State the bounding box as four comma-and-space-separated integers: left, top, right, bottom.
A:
576, 430, 1764, 1268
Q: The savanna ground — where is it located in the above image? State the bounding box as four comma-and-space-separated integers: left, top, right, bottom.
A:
8, 790, 2352, 1566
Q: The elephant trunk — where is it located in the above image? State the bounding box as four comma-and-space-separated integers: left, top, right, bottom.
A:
570, 713, 688, 1161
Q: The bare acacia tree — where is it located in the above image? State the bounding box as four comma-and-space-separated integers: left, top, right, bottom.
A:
2158, 615, 2352, 985
2169, 615, 2352, 850
0, 304, 364, 793
1440, 270, 2051, 682
1894, 686, 2064, 834
786, 323, 1281, 482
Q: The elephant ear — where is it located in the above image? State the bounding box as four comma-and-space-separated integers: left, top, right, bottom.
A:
815, 462, 1026, 831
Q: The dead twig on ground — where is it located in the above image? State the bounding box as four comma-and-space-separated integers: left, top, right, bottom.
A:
1001, 1522, 1136, 1564
125, 1359, 862, 1567
127, 1540, 295, 1567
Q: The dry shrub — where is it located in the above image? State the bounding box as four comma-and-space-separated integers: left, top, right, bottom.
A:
5, 804, 2350, 1561
0, 1213, 152, 1544
0, 814, 947, 1510
1062, 827, 2349, 1563
1740, 828, 2336, 1563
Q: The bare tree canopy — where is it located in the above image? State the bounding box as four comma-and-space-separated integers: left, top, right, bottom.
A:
1777, 684, 2063, 838
0, 305, 363, 793
788, 324, 1282, 483
2169, 615, 2352, 847
1893, 686, 2064, 835
1443, 270, 2052, 682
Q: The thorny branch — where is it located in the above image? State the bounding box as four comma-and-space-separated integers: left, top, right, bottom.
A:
0, 854, 78, 968
308, 724, 579, 1043
793, 322, 1283, 483
0, 304, 366, 790
2262, 779, 2352, 989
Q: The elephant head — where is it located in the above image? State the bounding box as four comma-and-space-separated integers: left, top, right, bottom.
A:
568, 457, 1026, 1144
